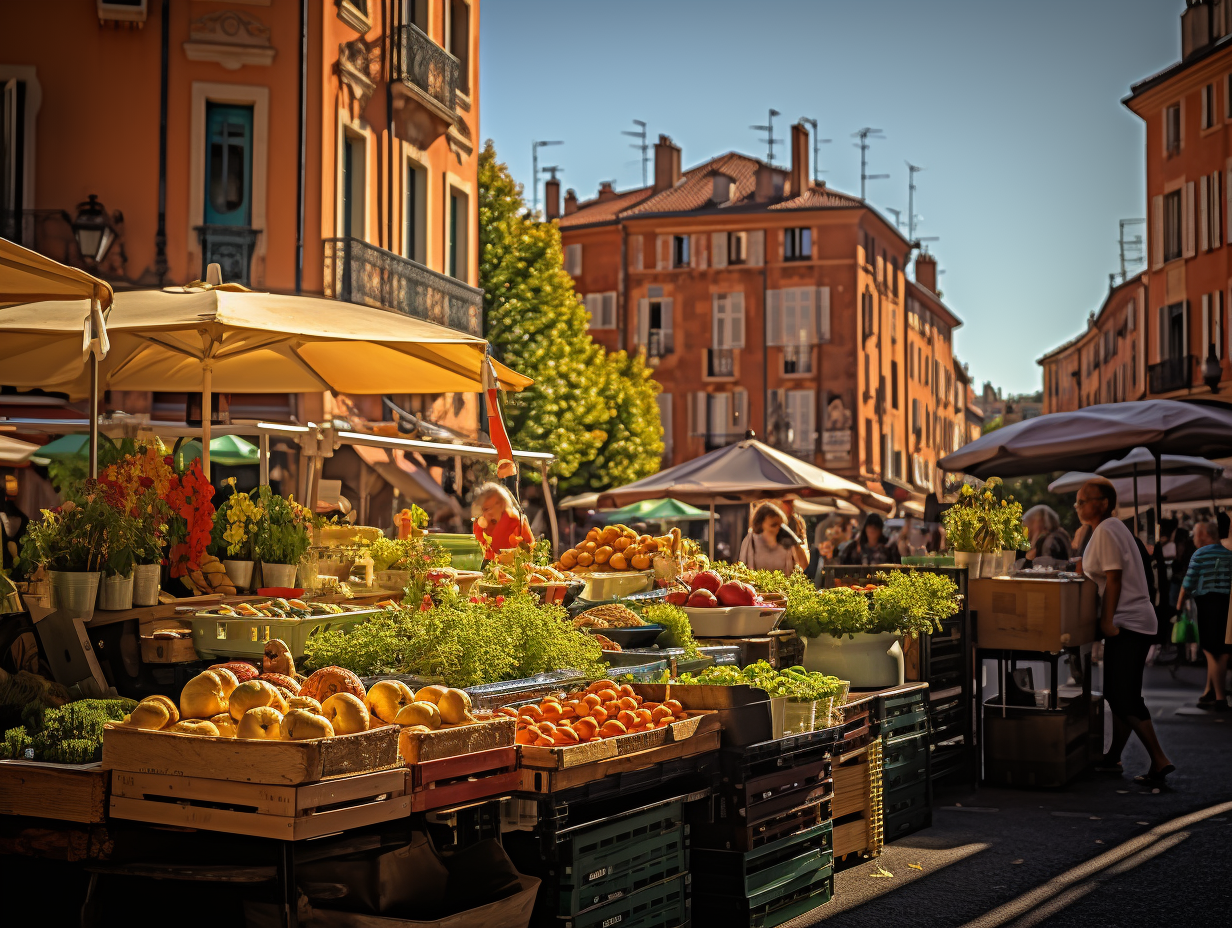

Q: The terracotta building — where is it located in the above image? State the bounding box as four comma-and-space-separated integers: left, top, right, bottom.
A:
556, 126, 963, 500
1123, 0, 1232, 397
1, 0, 482, 438
1038, 273, 1148, 414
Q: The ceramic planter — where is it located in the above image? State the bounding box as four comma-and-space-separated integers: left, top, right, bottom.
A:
952, 550, 980, 579
801, 631, 905, 689
261, 562, 297, 589
132, 563, 161, 606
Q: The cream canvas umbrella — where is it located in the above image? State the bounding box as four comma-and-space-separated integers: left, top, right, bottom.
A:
0, 282, 530, 476
0, 239, 113, 475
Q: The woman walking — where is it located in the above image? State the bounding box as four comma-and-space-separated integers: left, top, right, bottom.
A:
1077, 479, 1174, 786
839, 512, 901, 566
738, 502, 808, 574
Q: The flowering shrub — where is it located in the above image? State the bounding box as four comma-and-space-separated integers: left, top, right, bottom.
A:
943, 478, 1025, 553
252, 486, 312, 565
211, 478, 262, 558
165, 459, 216, 578
99, 441, 173, 566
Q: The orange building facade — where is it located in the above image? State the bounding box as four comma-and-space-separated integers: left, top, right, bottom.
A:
1, 0, 481, 433
557, 127, 963, 500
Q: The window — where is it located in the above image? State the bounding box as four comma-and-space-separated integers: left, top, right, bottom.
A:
891, 361, 899, 409
863, 354, 871, 399
447, 189, 468, 280
785, 390, 815, 452
564, 243, 582, 276
1227, 74, 1232, 119
1166, 103, 1181, 155
784, 227, 811, 261
861, 290, 874, 341
585, 292, 617, 329
728, 231, 747, 264
864, 419, 874, 471
767, 287, 828, 346
890, 256, 899, 297
1127, 298, 1136, 332
1204, 83, 1216, 129
404, 0, 428, 29
1164, 189, 1182, 262
636, 294, 673, 356
1132, 339, 1138, 387
1204, 171, 1222, 249
2, 77, 28, 243
912, 397, 920, 434
404, 161, 425, 262
863, 231, 875, 268
712, 292, 745, 349
672, 234, 689, 268
207, 103, 254, 226
447, 0, 471, 95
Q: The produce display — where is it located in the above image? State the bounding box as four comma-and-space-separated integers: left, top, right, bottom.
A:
503, 679, 688, 745
676, 661, 846, 702
554, 525, 680, 573
2, 698, 137, 763
640, 602, 701, 658
663, 569, 771, 609
209, 598, 358, 618
573, 603, 646, 629
184, 554, 238, 595
485, 563, 573, 586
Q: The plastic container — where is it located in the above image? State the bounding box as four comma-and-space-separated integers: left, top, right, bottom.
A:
97, 572, 134, 611
428, 533, 484, 571
132, 563, 161, 606
223, 559, 255, 592
578, 570, 654, 602
191, 607, 381, 660
800, 632, 904, 689
260, 562, 297, 588
49, 570, 100, 621
684, 605, 785, 637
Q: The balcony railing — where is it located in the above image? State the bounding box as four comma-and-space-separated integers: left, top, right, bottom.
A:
324, 237, 482, 336
392, 23, 459, 115
647, 328, 674, 358
707, 348, 734, 377
783, 344, 812, 375
197, 225, 261, 287
1148, 355, 1193, 394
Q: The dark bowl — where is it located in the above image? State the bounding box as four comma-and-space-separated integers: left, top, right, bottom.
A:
586, 624, 665, 649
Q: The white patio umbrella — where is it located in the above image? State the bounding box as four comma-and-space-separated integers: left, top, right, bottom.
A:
1094, 447, 1225, 537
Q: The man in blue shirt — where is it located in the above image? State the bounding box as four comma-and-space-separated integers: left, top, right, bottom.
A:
1178, 521, 1232, 710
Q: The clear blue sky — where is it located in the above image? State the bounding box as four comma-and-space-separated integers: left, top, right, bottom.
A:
479, 0, 1181, 395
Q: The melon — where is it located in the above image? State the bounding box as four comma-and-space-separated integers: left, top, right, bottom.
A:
209, 662, 259, 683
299, 666, 365, 703
258, 673, 301, 695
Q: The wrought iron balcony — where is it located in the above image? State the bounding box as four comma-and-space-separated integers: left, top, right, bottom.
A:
391, 24, 459, 122
1148, 355, 1193, 394
197, 225, 260, 287
782, 344, 812, 375
647, 328, 674, 358
707, 347, 734, 377
324, 237, 482, 336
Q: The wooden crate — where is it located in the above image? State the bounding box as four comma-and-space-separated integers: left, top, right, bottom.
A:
832, 757, 870, 819
833, 817, 870, 858
102, 724, 399, 785
516, 713, 705, 770
109, 767, 410, 839
407, 745, 520, 812
399, 714, 515, 765
517, 716, 721, 795
0, 760, 109, 824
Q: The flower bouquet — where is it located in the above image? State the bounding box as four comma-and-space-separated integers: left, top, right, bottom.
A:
252, 486, 313, 588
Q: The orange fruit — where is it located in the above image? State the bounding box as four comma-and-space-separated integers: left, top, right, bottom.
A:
519, 705, 544, 722
651, 706, 674, 723
595, 689, 618, 704
599, 720, 627, 738
583, 694, 602, 709
617, 710, 638, 728
617, 696, 639, 711
655, 718, 672, 728
536, 721, 557, 736
552, 727, 580, 745
618, 684, 636, 699
663, 699, 683, 715
558, 706, 577, 721
534, 735, 555, 746
541, 703, 562, 722
573, 717, 599, 741
603, 702, 620, 718
515, 728, 536, 744
590, 707, 608, 725
635, 709, 654, 727
498, 706, 518, 718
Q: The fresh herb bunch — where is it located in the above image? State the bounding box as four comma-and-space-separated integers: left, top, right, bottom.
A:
0, 698, 135, 763
710, 562, 790, 594
777, 570, 871, 639
869, 570, 961, 638
676, 661, 845, 701
641, 602, 700, 658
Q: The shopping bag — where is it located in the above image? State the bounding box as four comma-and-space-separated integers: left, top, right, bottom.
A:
1172, 614, 1198, 645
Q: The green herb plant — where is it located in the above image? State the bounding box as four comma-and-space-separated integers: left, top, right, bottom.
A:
641, 602, 700, 658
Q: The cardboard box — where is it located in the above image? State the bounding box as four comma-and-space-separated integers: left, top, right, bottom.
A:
971, 577, 1098, 651
983, 706, 1091, 788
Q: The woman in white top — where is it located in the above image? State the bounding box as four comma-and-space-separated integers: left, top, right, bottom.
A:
1077, 479, 1174, 786
738, 502, 808, 575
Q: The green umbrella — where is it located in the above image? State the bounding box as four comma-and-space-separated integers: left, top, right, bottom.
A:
178, 435, 260, 468
30, 433, 92, 462
603, 498, 709, 523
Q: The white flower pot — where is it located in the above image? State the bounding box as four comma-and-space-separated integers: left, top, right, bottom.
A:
952, 550, 980, 579
50, 570, 101, 620
801, 632, 904, 689
1001, 549, 1018, 576
224, 559, 255, 592
979, 551, 998, 578
98, 572, 134, 611
261, 562, 298, 589
132, 563, 161, 606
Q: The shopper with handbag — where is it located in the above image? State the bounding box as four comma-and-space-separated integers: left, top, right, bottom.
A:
1177, 521, 1232, 710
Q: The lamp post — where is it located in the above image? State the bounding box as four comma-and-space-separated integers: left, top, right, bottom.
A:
1202, 344, 1222, 393
71, 195, 115, 267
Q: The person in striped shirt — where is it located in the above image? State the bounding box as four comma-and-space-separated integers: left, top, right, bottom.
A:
1178, 521, 1232, 711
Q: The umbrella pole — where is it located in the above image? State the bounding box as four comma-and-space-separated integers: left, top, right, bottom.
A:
259, 432, 270, 487
201, 362, 212, 479
1132, 463, 1139, 540
1154, 451, 1163, 546
540, 462, 560, 557
708, 501, 716, 560
88, 351, 99, 479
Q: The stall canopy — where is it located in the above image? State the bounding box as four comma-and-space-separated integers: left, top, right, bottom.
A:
0, 239, 113, 310
0, 434, 40, 465
178, 435, 260, 468
602, 499, 710, 523
1094, 447, 1224, 480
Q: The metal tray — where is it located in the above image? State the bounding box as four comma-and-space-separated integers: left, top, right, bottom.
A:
684, 605, 785, 637
585, 624, 665, 649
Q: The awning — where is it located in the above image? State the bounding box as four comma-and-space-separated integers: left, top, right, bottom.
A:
353, 444, 453, 507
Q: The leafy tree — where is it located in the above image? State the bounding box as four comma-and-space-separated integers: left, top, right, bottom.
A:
479, 141, 662, 493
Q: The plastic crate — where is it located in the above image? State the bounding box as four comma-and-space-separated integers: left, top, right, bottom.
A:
690, 793, 831, 853
880, 705, 929, 738
190, 608, 380, 660
882, 780, 929, 826
562, 873, 690, 928
694, 820, 832, 896
693, 863, 833, 928
884, 803, 931, 842
881, 731, 929, 792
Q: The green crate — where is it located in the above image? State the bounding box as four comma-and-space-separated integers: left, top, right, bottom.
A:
881, 731, 929, 791
561, 801, 682, 882
880, 706, 928, 737
559, 837, 687, 914
191, 608, 379, 660
562, 873, 690, 928
694, 820, 832, 897
695, 865, 833, 928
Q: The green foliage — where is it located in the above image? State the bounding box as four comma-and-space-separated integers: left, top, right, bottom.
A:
677, 661, 846, 701
1003, 473, 1081, 533
479, 141, 663, 493
1, 698, 135, 763
252, 486, 313, 565
641, 602, 700, 658
869, 571, 961, 638
302, 590, 607, 686
943, 478, 1025, 552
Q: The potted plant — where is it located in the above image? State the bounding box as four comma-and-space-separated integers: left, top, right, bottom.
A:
130, 515, 165, 607
211, 478, 262, 592
97, 512, 139, 611
20, 495, 115, 620
253, 487, 312, 588
941, 484, 983, 577
164, 459, 216, 590
99, 441, 173, 607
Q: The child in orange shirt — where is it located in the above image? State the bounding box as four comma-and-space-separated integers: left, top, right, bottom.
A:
472, 482, 534, 563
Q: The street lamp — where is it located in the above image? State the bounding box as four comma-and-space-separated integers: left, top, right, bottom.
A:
1202, 344, 1222, 393
71, 194, 115, 266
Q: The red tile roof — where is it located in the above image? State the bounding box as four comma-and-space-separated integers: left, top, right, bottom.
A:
558, 185, 656, 227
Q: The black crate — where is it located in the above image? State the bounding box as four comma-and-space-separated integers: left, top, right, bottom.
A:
689, 794, 831, 853
561, 873, 690, 928
693, 820, 832, 897
881, 731, 928, 792
884, 804, 931, 843
882, 780, 930, 841
693, 863, 833, 928
719, 725, 842, 784
523, 747, 721, 817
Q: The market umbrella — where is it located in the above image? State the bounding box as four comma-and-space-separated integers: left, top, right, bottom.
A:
0, 434, 41, 465
593, 435, 893, 557
28, 433, 93, 462
0, 283, 531, 477
603, 498, 710, 523
178, 435, 261, 468
1094, 447, 1225, 538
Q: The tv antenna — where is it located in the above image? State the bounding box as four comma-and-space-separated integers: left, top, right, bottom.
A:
1117, 218, 1146, 284
531, 139, 563, 215
853, 128, 887, 200
798, 118, 831, 183
906, 162, 925, 242
622, 119, 649, 187
884, 207, 902, 230
751, 109, 783, 163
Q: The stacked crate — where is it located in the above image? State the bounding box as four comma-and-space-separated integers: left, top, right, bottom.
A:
689, 726, 841, 927
831, 694, 876, 863
877, 684, 932, 842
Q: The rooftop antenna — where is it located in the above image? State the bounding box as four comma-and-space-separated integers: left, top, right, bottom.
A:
1117, 218, 1146, 284
751, 108, 783, 163
531, 139, 563, 215
798, 117, 831, 183
885, 207, 902, 230
853, 128, 888, 200
622, 119, 649, 187
906, 162, 924, 242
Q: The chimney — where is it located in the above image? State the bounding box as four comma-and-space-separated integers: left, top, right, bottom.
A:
915, 251, 937, 293
564, 188, 578, 216
544, 176, 561, 221
597, 181, 618, 202
654, 135, 681, 192
789, 122, 810, 198
1182, 0, 1212, 58
754, 165, 786, 202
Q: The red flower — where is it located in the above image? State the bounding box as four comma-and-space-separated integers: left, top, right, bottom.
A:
164, 455, 174, 465
139, 476, 154, 488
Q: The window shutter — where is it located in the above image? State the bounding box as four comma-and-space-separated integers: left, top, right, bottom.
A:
1203, 294, 1211, 356
635, 298, 649, 346
748, 230, 765, 266
818, 286, 831, 343
660, 298, 673, 351
584, 293, 599, 325
631, 235, 644, 271
657, 393, 673, 460
711, 231, 727, 268
711, 393, 730, 436
1183, 300, 1190, 360
1185, 181, 1197, 258
602, 292, 616, 328
731, 291, 745, 348
689, 392, 707, 435
1227, 161, 1232, 245
711, 294, 723, 348
782, 289, 799, 347
1152, 195, 1164, 270
1159, 305, 1167, 361
1219, 289, 1226, 358
656, 235, 669, 270
732, 390, 748, 432
777, 229, 785, 262
801, 288, 817, 345
766, 289, 782, 346
1201, 175, 1209, 251
691, 233, 705, 269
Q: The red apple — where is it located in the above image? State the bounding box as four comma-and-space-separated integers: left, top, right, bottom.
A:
716, 580, 757, 607
686, 588, 719, 608
690, 570, 722, 594
664, 589, 689, 606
